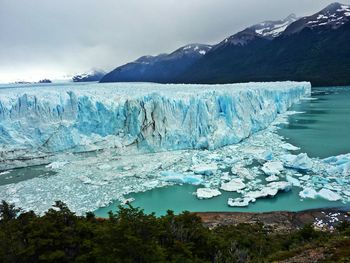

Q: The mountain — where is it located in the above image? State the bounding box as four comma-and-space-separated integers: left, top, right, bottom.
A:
100, 44, 212, 83
72, 70, 106, 82
283, 2, 350, 35
178, 2, 350, 86
102, 2, 350, 86
213, 13, 297, 50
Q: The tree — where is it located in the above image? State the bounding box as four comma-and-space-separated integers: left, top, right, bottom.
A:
0, 201, 20, 221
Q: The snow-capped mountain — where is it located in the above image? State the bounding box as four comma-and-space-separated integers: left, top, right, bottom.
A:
251, 14, 298, 38
134, 44, 212, 65
284, 2, 350, 35
102, 2, 350, 86
100, 44, 211, 83
214, 14, 298, 48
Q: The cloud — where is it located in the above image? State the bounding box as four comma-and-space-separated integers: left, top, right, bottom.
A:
0, 0, 337, 82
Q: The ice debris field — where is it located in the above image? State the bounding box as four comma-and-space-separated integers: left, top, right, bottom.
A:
0, 81, 349, 215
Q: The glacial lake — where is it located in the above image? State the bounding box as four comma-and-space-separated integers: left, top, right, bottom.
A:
95, 86, 350, 217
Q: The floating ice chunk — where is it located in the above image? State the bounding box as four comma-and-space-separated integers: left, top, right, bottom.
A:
228, 197, 251, 207
0, 170, 11, 176
161, 171, 203, 185
232, 166, 253, 179
250, 181, 291, 199
99, 164, 112, 170
299, 188, 341, 201
286, 175, 301, 187
46, 161, 69, 169
281, 143, 300, 151
78, 175, 92, 184
299, 175, 310, 181
220, 178, 246, 192
191, 163, 218, 176
261, 161, 284, 175
300, 97, 318, 101
265, 175, 279, 182
299, 187, 318, 199
323, 154, 350, 176
230, 181, 292, 207
261, 150, 273, 161
282, 153, 313, 171
318, 188, 342, 201
196, 188, 221, 199
142, 180, 159, 188
220, 172, 230, 181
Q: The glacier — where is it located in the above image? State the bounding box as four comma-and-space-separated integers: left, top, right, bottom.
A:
1, 81, 349, 215
0, 81, 310, 169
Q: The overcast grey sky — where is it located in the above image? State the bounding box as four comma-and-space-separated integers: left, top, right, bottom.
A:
0, 0, 345, 82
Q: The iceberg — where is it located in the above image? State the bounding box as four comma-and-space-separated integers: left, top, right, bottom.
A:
220, 178, 246, 192
323, 154, 350, 176
281, 153, 313, 171
46, 161, 69, 169
0, 81, 311, 167
228, 181, 292, 207
228, 197, 251, 207
299, 188, 318, 199
286, 175, 301, 187
299, 187, 342, 201
160, 171, 203, 185
191, 163, 218, 176
261, 161, 284, 175
318, 188, 342, 201
196, 188, 222, 199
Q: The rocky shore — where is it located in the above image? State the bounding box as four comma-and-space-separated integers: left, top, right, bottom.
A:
196, 208, 350, 231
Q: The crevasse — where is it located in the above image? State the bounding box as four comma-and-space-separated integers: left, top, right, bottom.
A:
0, 82, 311, 157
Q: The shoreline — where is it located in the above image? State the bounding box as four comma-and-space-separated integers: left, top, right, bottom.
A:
195, 207, 350, 231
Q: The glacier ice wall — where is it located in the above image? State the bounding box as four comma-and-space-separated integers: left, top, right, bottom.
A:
0, 82, 310, 159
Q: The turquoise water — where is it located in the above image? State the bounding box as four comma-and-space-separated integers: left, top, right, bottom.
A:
278, 87, 350, 158
95, 86, 350, 217
0, 165, 56, 186
94, 185, 343, 217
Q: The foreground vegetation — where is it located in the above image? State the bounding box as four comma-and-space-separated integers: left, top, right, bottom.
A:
0, 201, 349, 263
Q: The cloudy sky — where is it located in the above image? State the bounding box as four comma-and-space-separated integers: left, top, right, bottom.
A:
0, 0, 341, 82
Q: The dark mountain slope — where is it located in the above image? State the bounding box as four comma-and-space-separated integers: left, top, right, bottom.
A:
100, 44, 212, 83
178, 8, 350, 86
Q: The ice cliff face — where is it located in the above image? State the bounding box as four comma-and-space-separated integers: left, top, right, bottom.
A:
0, 82, 310, 161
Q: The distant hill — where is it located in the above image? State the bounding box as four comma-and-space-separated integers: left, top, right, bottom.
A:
100, 44, 212, 83
102, 2, 350, 86
72, 70, 106, 82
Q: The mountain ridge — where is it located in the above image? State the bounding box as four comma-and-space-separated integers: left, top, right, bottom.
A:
101, 2, 350, 86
